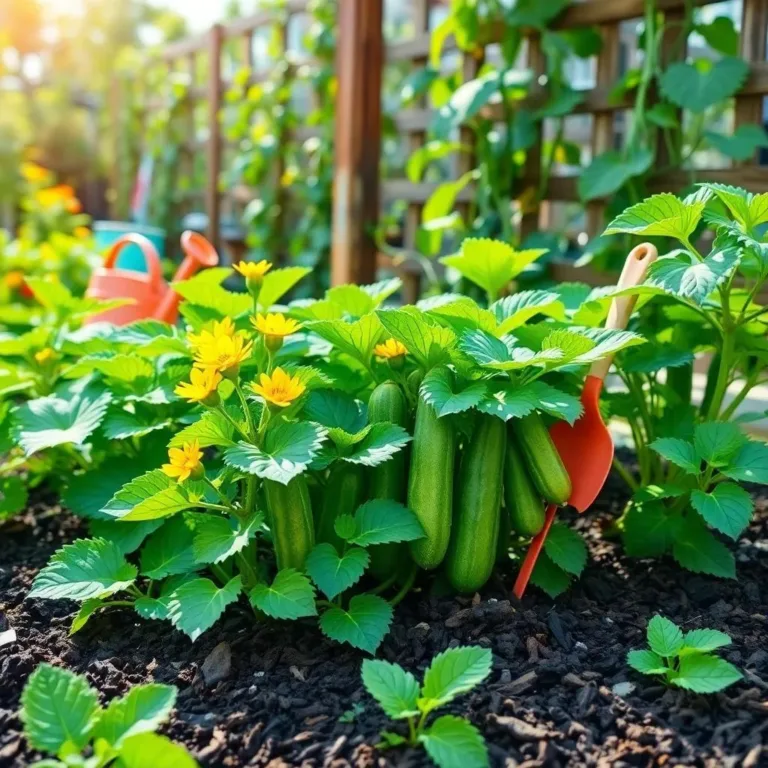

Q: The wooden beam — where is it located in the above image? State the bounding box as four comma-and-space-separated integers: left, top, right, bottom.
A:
205, 24, 223, 250
331, 0, 383, 286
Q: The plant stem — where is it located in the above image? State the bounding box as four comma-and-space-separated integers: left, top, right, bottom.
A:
217, 405, 251, 441
720, 372, 759, 420
210, 563, 231, 585
707, 328, 735, 420
612, 456, 639, 492
389, 565, 417, 607
369, 572, 399, 596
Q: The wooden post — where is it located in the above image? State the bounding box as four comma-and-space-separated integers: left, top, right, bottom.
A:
206, 24, 223, 250
330, 0, 383, 286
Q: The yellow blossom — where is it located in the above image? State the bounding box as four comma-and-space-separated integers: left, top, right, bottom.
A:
233, 260, 272, 281
280, 166, 298, 187
34, 348, 56, 365
4, 271, 24, 290
251, 312, 302, 338
374, 339, 408, 360
187, 317, 236, 349
194, 332, 253, 377
73, 226, 91, 239
36, 185, 78, 210
249, 367, 306, 408
174, 367, 222, 405
162, 440, 204, 483
21, 162, 50, 183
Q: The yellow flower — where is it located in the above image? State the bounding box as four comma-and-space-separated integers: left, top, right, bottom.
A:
374, 339, 408, 360
249, 367, 306, 408
36, 184, 78, 210
73, 226, 91, 239
187, 317, 236, 349
174, 367, 222, 405
251, 313, 302, 338
21, 162, 50, 183
233, 260, 272, 281
4, 271, 24, 290
194, 332, 253, 377
280, 166, 298, 187
34, 348, 56, 365
162, 440, 204, 483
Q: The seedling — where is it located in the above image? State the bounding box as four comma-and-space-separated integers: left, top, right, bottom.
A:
362, 645, 492, 768
20, 663, 197, 767
627, 615, 742, 694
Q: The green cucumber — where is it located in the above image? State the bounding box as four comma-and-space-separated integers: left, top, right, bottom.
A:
504, 432, 545, 536
407, 397, 455, 569
264, 476, 314, 571
445, 415, 506, 592
511, 412, 571, 505
367, 382, 410, 580
316, 464, 365, 550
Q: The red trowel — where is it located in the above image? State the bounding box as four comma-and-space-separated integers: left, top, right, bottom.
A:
513, 242, 659, 599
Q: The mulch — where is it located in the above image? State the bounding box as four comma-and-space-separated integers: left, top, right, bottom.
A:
1, 470, 767, 768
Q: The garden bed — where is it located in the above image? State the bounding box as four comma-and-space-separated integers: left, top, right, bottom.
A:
1, 471, 767, 768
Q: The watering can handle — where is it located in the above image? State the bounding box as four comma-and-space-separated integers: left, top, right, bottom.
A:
103, 234, 163, 288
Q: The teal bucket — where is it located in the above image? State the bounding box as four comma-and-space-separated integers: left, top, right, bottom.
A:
93, 222, 166, 272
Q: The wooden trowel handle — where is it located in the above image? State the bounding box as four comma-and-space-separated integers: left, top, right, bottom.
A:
589, 243, 658, 382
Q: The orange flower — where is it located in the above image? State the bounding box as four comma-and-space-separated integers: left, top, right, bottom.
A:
36, 185, 78, 210
4, 271, 25, 290
162, 440, 205, 483
73, 226, 91, 239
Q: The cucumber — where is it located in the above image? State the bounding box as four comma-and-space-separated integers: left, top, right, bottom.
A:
264, 476, 314, 571
367, 382, 410, 580
511, 412, 571, 505
445, 415, 506, 592
407, 369, 425, 400
496, 500, 511, 565
407, 397, 455, 569
316, 464, 364, 550
504, 432, 545, 536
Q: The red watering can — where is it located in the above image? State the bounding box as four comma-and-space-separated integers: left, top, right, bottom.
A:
85, 230, 219, 326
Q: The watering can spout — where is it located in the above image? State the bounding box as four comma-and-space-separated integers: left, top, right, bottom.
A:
154, 231, 220, 323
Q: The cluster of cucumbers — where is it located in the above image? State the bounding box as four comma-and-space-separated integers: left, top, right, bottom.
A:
264, 376, 572, 594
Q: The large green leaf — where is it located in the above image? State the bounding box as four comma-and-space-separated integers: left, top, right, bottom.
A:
672, 654, 742, 693
140, 516, 198, 579
102, 470, 194, 522
693, 422, 745, 467
478, 380, 581, 424
29, 538, 137, 601
425, 297, 497, 335
627, 649, 668, 675
90, 519, 163, 555
421, 646, 492, 710
348, 500, 425, 547
660, 56, 749, 113
706, 124, 768, 161
406, 140, 467, 182
65, 354, 155, 383
419, 715, 489, 768
722, 439, 768, 484
377, 308, 456, 369
303, 389, 367, 433
115, 732, 198, 768
193, 511, 263, 565
14, 390, 112, 455
681, 628, 732, 655
690, 483, 753, 540
257, 266, 312, 310
319, 593, 393, 654
306, 543, 369, 599
418, 171, 478, 255
169, 409, 236, 449
171, 268, 251, 316
249, 569, 317, 620
647, 615, 684, 657
672, 516, 735, 578
309, 314, 384, 366
361, 660, 420, 719
341, 423, 411, 467
459, 330, 562, 372
543, 523, 587, 576
93, 684, 176, 748
578, 148, 653, 202
166, 576, 242, 641
491, 290, 565, 334
420, 366, 486, 417
651, 437, 700, 474
604, 194, 704, 241
530, 551, 571, 598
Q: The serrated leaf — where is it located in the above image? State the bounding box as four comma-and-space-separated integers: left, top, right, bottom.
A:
419, 715, 489, 768
102, 470, 194, 522
14, 390, 112, 455
70, 598, 104, 635
93, 684, 176, 747
224, 422, 327, 485
20, 664, 100, 753
529, 551, 571, 598
134, 596, 171, 622
361, 660, 420, 719
706, 124, 768, 161
326, 284, 378, 317
421, 646, 492, 710
491, 290, 565, 334
376, 308, 456, 370
193, 511, 263, 565
334, 515, 357, 541
66, 354, 155, 383
29, 538, 137, 601
309, 314, 383, 365
681, 628, 732, 656
621, 343, 694, 374
604, 194, 704, 240
627, 649, 668, 675
672, 516, 735, 578
90, 519, 163, 555
102, 410, 170, 440
543, 523, 587, 576
690, 483, 752, 540
622, 502, 680, 558
578, 148, 653, 202
721, 440, 768, 484
425, 297, 497, 335
647, 615, 684, 657
172, 268, 251, 316
115, 732, 198, 768
140, 516, 198, 579
166, 576, 242, 641
478, 380, 582, 425
169, 409, 236, 449
420, 366, 486, 417
303, 389, 367, 433
460, 329, 562, 372
660, 56, 749, 112
319, 593, 393, 654
342, 423, 411, 467
249, 569, 317, 619
350, 500, 425, 546
651, 437, 700, 474
692, 423, 746, 471
672, 654, 742, 693
257, 266, 312, 310
306, 543, 369, 599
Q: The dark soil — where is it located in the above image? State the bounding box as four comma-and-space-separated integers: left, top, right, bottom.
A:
1, 472, 767, 768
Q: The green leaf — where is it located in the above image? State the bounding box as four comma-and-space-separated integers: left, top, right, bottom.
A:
478, 380, 582, 425
529, 551, 571, 598
377, 308, 456, 370
257, 266, 312, 310
425, 297, 498, 335
20, 663, 100, 753
419, 715, 489, 768
224, 422, 327, 485
627, 649, 668, 675
102, 470, 194, 522
420, 366, 486, 417
418, 172, 478, 255
604, 193, 704, 240
334, 515, 357, 541
134, 597, 171, 622
651, 437, 700, 474
690, 483, 752, 540
166, 576, 242, 641
0, 475, 28, 520
695, 16, 738, 56
672, 515, 735, 578
681, 628, 732, 655
459, 330, 562, 372
93, 684, 176, 747
543, 523, 587, 576
306, 543, 369, 599
115, 732, 198, 768
578, 148, 653, 202
646, 103, 679, 128
660, 56, 749, 113
171, 268, 251, 317
30, 538, 137, 601
90, 519, 163, 555
622, 502, 680, 558
14, 390, 112, 455
169, 409, 236, 449
621, 343, 694, 374
66, 354, 155, 383
193, 511, 262, 565
722, 440, 768, 484
249, 569, 317, 620
140, 516, 198, 580
672, 654, 742, 693
421, 646, 492, 710
309, 314, 383, 366
349, 500, 425, 546
706, 124, 768, 161
441, 238, 547, 300
341, 423, 411, 467
102, 410, 170, 440
694, 422, 745, 467
326, 284, 376, 317
491, 290, 565, 334
361, 660, 420, 719
406, 140, 467, 183
505, 0, 568, 26
647, 615, 684, 657
70, 598, 105, 635
319, 594, 393, 654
